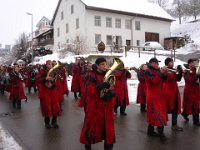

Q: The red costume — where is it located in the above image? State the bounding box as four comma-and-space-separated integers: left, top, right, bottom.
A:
114, 69, 131, 106
183, 68, 200, 115
39, 69, 62, 117
163, 71, 181, 114
26, 67, 37, 93
71, 64, 81, 92
80, 71, 115, 145
9, 70, 27, 109
136, 70, 147, 106
145, 66, 167, 127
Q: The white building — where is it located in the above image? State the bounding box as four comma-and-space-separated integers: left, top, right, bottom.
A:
52, 0, 174, 52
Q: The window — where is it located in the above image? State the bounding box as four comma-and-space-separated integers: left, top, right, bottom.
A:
57, 28, 60, 37
95, 34, 101, 44
135, 21, 141, 30
115, 19, 121, 28
95, 16, 101, 26
137, 40, 140, 46
66, 23, 69, 33
107, 35, 112, 45
106, 17, 112, 27
61, 11, 64, 20
125, 19, 131, 29
76, 18, 79, 29
71, 5, 74, 14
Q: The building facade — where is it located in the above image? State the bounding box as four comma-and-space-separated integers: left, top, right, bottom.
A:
52, 0, 174, 52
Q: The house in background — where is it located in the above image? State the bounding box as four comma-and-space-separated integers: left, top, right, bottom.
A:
51, 0, 174, 52
35, 16, 51, 37
33, 16, 54, 49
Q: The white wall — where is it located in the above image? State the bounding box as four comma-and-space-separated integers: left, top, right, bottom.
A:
133, 17, 171, 46
53, 0, 86, 50
53, 0, 171, 51
85, 9, 171, 51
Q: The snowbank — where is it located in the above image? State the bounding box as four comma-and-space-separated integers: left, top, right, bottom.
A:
0, 123, 22, 150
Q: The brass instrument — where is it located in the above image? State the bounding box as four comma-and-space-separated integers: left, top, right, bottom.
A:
196, 59, 200, 84
46, 61, 63, 81
167, 67, 192, 74
100, 58, 124, 98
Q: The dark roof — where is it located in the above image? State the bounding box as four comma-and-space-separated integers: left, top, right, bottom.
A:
33, 28, 53, 39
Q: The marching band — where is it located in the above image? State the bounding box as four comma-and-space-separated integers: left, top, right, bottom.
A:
0, 56, 200, 150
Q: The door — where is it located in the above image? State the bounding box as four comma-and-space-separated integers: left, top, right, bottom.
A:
145, 32, 159, 42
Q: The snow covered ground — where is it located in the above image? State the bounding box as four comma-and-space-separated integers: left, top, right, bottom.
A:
0, 123, 23, 150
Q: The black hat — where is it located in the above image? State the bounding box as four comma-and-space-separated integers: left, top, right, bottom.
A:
187, 58, 197, 64
165, 57, 173, 66
149, 58, 161, 64
95, 57, 106, 65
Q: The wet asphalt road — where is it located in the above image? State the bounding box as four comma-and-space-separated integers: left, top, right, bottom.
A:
0, 88, 200, 150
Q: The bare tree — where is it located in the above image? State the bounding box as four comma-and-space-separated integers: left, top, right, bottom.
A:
172, 0, 186, 24
58, 36, 89, 56
14, 32, 29, 60
148, 0, 169, 9
183, 0, 200, 20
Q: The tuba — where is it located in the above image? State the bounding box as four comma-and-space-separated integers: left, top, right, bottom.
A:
100, 58, 124, 98
196, 59, 200, 84
46, 61, 63, 82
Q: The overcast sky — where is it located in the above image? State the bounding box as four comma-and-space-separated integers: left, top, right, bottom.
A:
0, 0, 59, 46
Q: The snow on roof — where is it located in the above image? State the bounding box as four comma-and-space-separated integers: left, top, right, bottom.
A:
81, 0, 174, 21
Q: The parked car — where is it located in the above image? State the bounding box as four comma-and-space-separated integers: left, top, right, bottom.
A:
142, 41, 164, 51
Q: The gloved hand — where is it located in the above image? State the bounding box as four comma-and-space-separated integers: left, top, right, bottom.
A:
101, 90, 116, 101
96, 82, 110, 92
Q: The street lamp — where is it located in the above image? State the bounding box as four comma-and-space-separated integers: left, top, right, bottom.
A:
26, 12, 33, 45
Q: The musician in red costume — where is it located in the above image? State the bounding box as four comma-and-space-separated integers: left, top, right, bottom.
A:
182, 59, 200, 126
80, 57, 116, 150
145, 58, 168, 142
163, 57, 183, 131
78, 62, 93, 112
136, 64, 147, 112
9, 63, 27, 109
71, 59, 81, 99
26, 65, 37, 93
39, 60, 62, 129
114, 65, 131, 116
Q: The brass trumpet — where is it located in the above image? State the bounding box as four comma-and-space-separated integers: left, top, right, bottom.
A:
47, 61, 63, 81
100, 58, 123, 98
167, 68, 192, 74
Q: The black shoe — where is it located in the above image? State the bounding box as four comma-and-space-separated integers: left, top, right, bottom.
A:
182, 113, 189, 122
159, 134, 168, 142
52, 123, 59, 129
45, 124, 51, 129
147, 131, 159, 137
85, 144, 91, 150
193, 122, 200, 126
34, 88, 37, 93
120, 112, 127, 116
